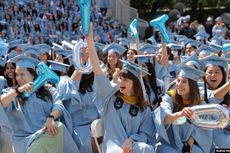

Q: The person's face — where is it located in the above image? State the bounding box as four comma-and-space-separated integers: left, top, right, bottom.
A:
15, 67, 34, 86
176, 77, 190, 99
55, 54, 64, 63
156, 48, 163, 60
126, 50, 136, 62
186, 45, 196, 56
39, 52, 47, 62
5, 63, 15, 79
205, 66, 223, 90
119, 76, 134, 96
107, 52, 118, 66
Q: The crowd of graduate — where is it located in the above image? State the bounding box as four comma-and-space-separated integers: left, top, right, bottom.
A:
0, 0, 230, 153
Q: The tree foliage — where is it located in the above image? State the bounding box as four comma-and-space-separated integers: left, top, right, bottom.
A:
131, 0, 230, 21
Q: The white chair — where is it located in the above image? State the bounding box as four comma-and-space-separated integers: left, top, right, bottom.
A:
91, 119, 103, 153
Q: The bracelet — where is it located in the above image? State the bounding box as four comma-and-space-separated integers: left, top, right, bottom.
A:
47, 115, 55, 119
14, 86, 21, 95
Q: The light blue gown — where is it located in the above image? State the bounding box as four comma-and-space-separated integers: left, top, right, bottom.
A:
154, 93, 213, 153
1, 87, 79, 153
94, 73, 156, 153
202, 83, 230, 149
57, 76, 99, 153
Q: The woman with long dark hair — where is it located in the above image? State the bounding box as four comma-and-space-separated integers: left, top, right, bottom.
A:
154, 65, 213, 153
87, 24, 155, 153
0, 55, 79, 153
200, 55, 230, 148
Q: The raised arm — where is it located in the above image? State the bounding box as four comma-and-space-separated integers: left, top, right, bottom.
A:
86, 24, 103, 75
213, 81, 230, 100
158, 34, 168, 66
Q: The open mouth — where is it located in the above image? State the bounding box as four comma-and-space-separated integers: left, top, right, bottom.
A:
210, 79, 217, 83
120, 86, 125, 91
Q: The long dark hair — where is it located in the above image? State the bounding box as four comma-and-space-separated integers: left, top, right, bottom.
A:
204, 66, 230, 106
144, 62, 160, 105
4, 62, 16, 87
17, 68, 53, 105
119, 70, 148, 112
78, 72, 94, 94
173, 78, 201, 112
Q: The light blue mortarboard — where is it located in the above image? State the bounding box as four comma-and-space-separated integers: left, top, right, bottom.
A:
102, 42, 126, 55
208, 36, 223, 46
7, 39, 23, 49
8, 54, 39, 69
0, 40, 9, 56
53, 48, 72, 57
197, 44, 219, 57
186, 39, 200, 48
48, 60, 70, 72
178, 64, 206, 81
6, 50, 19, 60
120, 59, 150, 79
180, 53, 204, 70
178, 38, 188, 46
200, 55, 228, 69
194, 31, 209, 40
138, 44, 158, 53
22, 46, 40, 59
147, 36, 157, 45
136, 55, 153, 65
117, 38, 130, 47
167, 43, 183, 50
0, 57, 6, 67
95, 42, 105, 52
175, 34, 187, 41
34, 44, 51, 53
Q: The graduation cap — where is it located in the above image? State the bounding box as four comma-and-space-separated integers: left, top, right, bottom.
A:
135, 55, 154, 65
167, 43, 183, 51
102, 42, 126, 55
0, 41, 9, 56
117, 38, 130, 47
0, 57, 6, 67
180, 53, 204, 70
147, 36, 157, 45
186, 39, 200, 48
200, 55, 228, 69
138, 44, 159, 54
178, 64, 206, 81
120, 59, 150, 79
48, 60, 70, 72
6, 50, 19, 60
35, 44, 51, 53
7, 39, 23, 49
194, 31, 209, 41
208, 36, 223, 46
175, 34, 187, 41
22, 46, 40, 59
53, 48, 72, 57
94, 42, 105, 51
120, 59, 151, 101
8, 54, 39, 69
197, 44, 219, 58
178, 38, 188, 46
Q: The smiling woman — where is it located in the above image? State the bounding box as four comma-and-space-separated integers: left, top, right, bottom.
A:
0, 54, 79, 153
87, 23, 156, 153
200, 55, 230, 148
154, 65, 214, 153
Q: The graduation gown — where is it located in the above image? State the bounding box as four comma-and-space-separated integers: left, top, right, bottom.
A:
154, 92, 213, 153
2, 87, 79, 153
94, 73, 156, 153
57, 76, 99, 153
